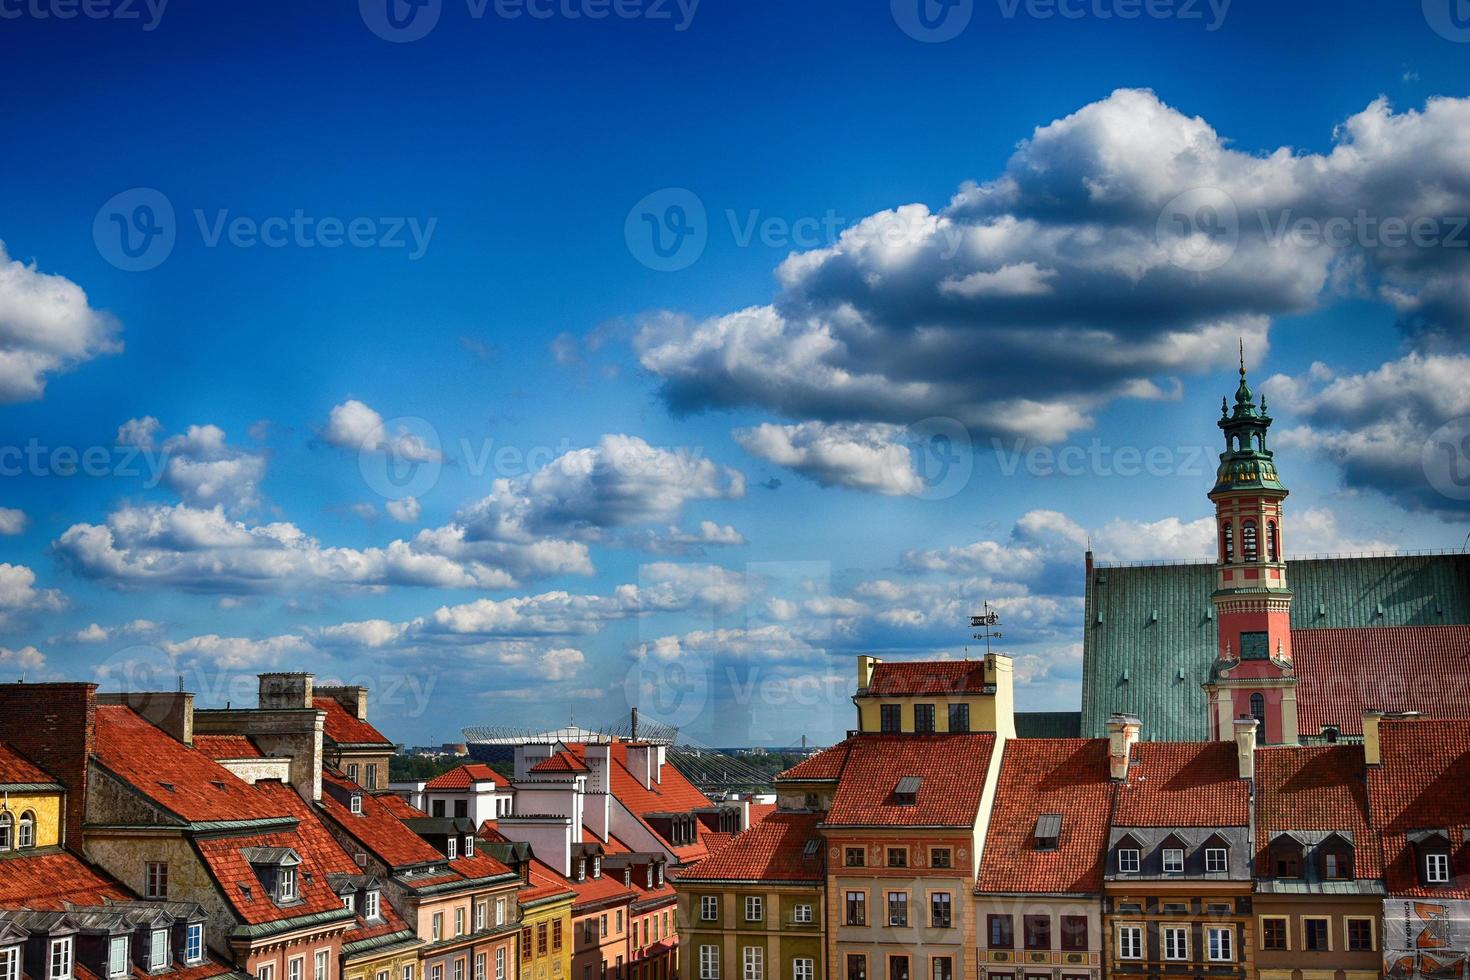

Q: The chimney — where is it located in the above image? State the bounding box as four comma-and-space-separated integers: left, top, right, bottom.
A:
1362, 710, 1384, 766
987, 653, 1017, 740
0, 682, 97, 851
626, 743, 654, 790
95, 691, 194, 746
857, 655, 880, 691
1233, 716, 1258, 779
316, 684, 368, 721
1106, 713, 1141, 781
258, 672, 313, 710
583, 743, 611, 841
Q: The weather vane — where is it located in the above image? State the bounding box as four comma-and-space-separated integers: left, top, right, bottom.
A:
969, 601, 1002, 657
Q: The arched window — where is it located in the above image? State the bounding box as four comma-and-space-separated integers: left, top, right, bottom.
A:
18, 811, 34, 848
1221, 522, 1234, 563
1251, 693, 1267, 744
1267, 521, 1278, 561
0, 811, 11, 850
1242, 520, 1258, 562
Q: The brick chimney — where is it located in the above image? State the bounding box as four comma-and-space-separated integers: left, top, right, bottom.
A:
1362, 710, 1384, 766
258, 672, 313, 710
315, 684, 368, 721
0, 682, 97, 851
1106, 713, 1141, 781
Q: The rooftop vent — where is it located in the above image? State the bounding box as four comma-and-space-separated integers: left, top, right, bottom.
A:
894, 776, 922, 805
1034, 813, 1062, 851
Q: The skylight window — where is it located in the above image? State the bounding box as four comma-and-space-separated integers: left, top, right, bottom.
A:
894, 776, 922, 805
1033, 813, 1062, 851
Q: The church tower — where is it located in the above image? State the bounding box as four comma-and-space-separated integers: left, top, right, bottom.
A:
1203, 346, 1298, 745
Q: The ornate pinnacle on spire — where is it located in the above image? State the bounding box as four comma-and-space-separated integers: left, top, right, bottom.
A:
1239, 338, 1246, 377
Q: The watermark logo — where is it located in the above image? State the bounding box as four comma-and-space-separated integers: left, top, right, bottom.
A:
94, 188, 176, 272
889, 417, 974, 500
623, 650, 710, 730
1422, 417, 1470, 502
1424, 0, 1470, 42
996, 0, 1230, 31
360, 0, 443, 42
358, 415, 444, 501
891, 0, 973, 42
0, 0, 169, 31
1157, 186, 1239, 272
625, 187, 708, 272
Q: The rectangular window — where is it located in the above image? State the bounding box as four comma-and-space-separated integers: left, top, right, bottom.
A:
845, 847, 865, 867
741, 948, 761, 980
288, 958, 304, 980
886, 892, 908, 927
1261, 917, 1288, 950
1060, 915, 1087, 952
887, 957, 907, 980
434, 914, 444, 941
987, 914, 1013, 949
0, 947, 19, 980
947, 704, 969, 733
1205, 848, 1228, 873
845, 957, 865, 980
405, 966, 415, 980
537, 923, 548, 956
431, 967, 442, 980
366, 763, 378, 789
108, 937, 129, 979
347, 764, 359, 783
793, 904, 813, 924
930, 848, 951, 868
845, 891, 866, 927
453, 960, 465, 980
929, 959, 950, 980
1117, 849, 1139, 873
258, 966, 275, 980
879, 704, 902, 733
51, 939, 73, 980
1023, 916, 1050, 951
600, 915, 608, 939
1117, 926, 1142, 960
520, 928, 531, 960
1162, 848, 1184, 874
185, 924, 203, 964
1208, 927, 1234, 962
279, 868, 297, 901
475, 901, 486, 932
315, 951, 329, 980
145, 861, 168, 899
886, 848, 907, 868
700, 897, 718, 921
1304, 918, 1330, 952
553, 921, 562, 952
1347, 918, 1374, 952
365, 891, 381, 920
744, 896, 763, 922
913, 704, 935, 733
793, 961, 813, 980
1428, 853, 1451, 883
930, 893, 951, 929
150, 930, 169, 972
1163, 927, 1187, 961
496, 950, 505, 980
698, 948, 718, 980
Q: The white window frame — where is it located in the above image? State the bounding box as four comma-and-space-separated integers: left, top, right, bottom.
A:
1117, 849, 1139, 874
793, 904, 812, 924
1162, 848, 1184, 874
698, 946, 719, 980
1427, 853, 1451, 883
448, 838, 457, 860
364, 890, 381, 921
1208, 927, 1234, 962
1163, 926, 1188, 961
1205, 847, 1228, 873
17, 812, 33, 849
350, 794, 363, 815
279, 867, 298, 902
475, 901, 486, 932
108, 936, 129, 979
456, 908, 466, 936
741, 947, 762, 980
700, 897, 719, 922
475, 954, 486, 980
288, 955, 305, 980
150, 928, 169, 971
403, 966, 415, 980
432, 913, 444, 941
744, 896, 762, 922
50, 937, 74, 980
465, 837, 475, 857
258, 965, 275, 980
1117, 925, 1142, 960
315, 950, 330, 980
495, 949, 506, 980
793, 961, 813, 980
0, 946, 20, 980
185, 924, 204, 965
496, 898, 507, 926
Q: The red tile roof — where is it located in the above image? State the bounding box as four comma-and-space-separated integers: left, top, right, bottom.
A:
192, 734, 262, 759
1293, 625, 1470, 736
975, 739, 1112, 894
777, 743, 852, 782
1369, 716, 1470, 898
92, 706, 289, 824
526, 857, 634, 910
318, 769, 448, 868
863, 659, 991, 696
0, 742, 57, 785
194, 826, 350, 926
1113, 742, 1249, 827
1254, 745, 1381, 878
747, 803, 777, 827
377, 794, 427, 819
0, 849, 131, 909
821, 733, 997, 828
425, 763, 508, 791
529, 751, 590, 774
314, 697, 394, 746
675, 811, 825, 883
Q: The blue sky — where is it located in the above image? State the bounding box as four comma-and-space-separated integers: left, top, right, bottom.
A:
2, 0, 1469, 748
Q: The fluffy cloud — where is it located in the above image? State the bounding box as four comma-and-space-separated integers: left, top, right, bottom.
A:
624, 521, 746, 554
538, 647, 586, 681
323, 399, 442, 461
734, 421, 921, 495
117, 416, 161, 450
0, 562, 66, 626
0, 645, 47, 675
0, 507, 26, 535
632, 625, 818, 664
386, 496, 422, 524
637, 90, 1470, 447
162, 633, 314, 670
0, 242, 121, 402
57, 619, 161, 645
161, 424, 267, 512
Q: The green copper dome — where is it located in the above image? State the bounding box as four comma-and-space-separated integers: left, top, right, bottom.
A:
1212, 345, 1286, 496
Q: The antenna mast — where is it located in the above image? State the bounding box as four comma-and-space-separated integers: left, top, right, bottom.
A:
969, 601, 1003, 657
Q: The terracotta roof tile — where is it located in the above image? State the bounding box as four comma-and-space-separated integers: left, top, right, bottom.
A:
1369, 716, 1470, 897
92, 707, 289, 824
746, 803, 776, 827
319, 769, 448, 868
1113, 742, 1249, 827
0, 743, 57, 785
314, 698, 393, 747
0, 849, 131, 909
377, 794, 427, 819
192, 734, 262, 760
777, 743, 852, 782
675, 811, 825, 883
425, 764, 508, 791
824, 734, 996, 828
526, 858, 634, 909
528, 751, 589, 775
863, 659, 991, 696
976, 739, 1113, 894
1293, 625, 1470, 736
1254, 745, 1381, 878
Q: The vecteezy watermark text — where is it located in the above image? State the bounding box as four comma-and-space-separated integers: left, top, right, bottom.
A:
996, 0, 1230, 31
0, 0, 167, 30
359, 0, 698, 43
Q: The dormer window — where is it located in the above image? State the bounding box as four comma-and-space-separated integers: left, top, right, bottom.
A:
577, 859, 587, 882
2, 943, 20, 980
1427, 853, 1451, 884
1033, 814, 1061, 852
1162, 848, 1184, 874
108, 936, 129, 979
185, 924, 204, 965
149, 928, 169, 972
1323, 852, 1350, 879
350, 794, 363, 815
343, 894, 355, 912
279, 867, 297, 902
17, 812, 33, 849
0, 812, 10, 850
465, 836, 475, 858
245, 847, 302, 906
1117, 849, 1139, 874
894, 776, 921, 806
1206, 847, 1228, 873
655, 864, 664, 887
448, 838, 457, 860
591, 856, 602, 879
50, 937, 73, 980
364, 889, 381, 920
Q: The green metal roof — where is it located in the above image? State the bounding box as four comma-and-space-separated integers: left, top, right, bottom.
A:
1080, 552, 1470, 741
1014, 711, 1083, 738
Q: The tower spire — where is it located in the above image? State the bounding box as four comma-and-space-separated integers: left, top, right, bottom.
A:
1239, 337, 1245, 377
